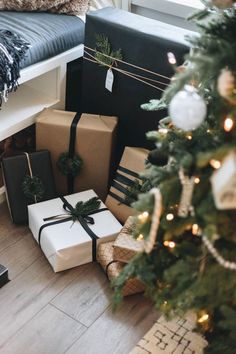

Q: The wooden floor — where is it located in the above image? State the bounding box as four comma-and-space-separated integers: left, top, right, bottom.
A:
0, 202, 159, 354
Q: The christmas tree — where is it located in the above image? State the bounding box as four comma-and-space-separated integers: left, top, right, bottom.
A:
114, 1, 236, 353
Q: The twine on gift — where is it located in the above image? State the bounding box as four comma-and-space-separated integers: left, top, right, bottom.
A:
83, 47, 170, 92
38, 196, 108, 261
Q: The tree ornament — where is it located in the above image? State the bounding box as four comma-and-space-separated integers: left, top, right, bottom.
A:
217, 69, 236, 104
211, 151, 236, 209
178, 168, 195, 217
148, 148, 169, 166
197, 310, 212, 332
169, 85, 207, 131
143, 188, 162, 254
209, 0, 236, 9
57, 152, 83, 177
202, 235, 236, 270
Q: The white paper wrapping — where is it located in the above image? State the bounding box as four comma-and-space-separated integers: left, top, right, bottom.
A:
28, 190, 122, 272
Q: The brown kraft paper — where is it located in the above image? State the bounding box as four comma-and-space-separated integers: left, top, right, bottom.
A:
36, 109, 118, 200
105, 146, 149, 223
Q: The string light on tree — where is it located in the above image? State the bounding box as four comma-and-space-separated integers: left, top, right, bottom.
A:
138, 211, 149, 223
192, 224, 200, 235
169, 85, 207, 131
137, 234, 144, 241
194, 177, 200, 184
167, 52, 177, 65
224, 115, 234, 132
163, 240, 176, 249
210, 159, 221, 169
166, 213, 174, 221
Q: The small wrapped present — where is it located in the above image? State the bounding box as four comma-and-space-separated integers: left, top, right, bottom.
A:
2, 150, 56, 224
113, 217, 143, 263
36, 109, 118, 200
97, 241, 145, 296
28, 190, 122, 272
130, 312, 208, 354
105, 146, 149, 223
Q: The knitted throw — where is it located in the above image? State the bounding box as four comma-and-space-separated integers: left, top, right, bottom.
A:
0, 30, 29, 107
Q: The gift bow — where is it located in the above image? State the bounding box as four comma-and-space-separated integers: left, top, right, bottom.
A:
38, 196, 108, 261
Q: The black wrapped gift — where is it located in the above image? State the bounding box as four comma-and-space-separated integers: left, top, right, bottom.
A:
2, 150, 56, 224
82, 7, 190, 152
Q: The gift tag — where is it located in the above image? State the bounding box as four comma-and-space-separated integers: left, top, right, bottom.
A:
105, 68, 114, 92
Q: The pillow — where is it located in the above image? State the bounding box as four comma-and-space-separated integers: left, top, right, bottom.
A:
0, 0, 90, 16
89, 0, 121, 11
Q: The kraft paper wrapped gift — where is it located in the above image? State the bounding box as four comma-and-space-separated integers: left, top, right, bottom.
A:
130, 313, 208, 354
36, 109, 118, 200
28, 189, 122, 272
105, 147, 149, 224
97, 241, 145, 296
2, 150, 56, 224
113, 217, 143, 263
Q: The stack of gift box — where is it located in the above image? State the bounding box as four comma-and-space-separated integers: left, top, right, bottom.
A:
1, 108, 149, 296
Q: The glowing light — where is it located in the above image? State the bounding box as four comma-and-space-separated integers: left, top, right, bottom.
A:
137, 234, 144, 241
166, 213, 174, 221
164, 240, 176, 249
167, 52, 177, 65
194, 177, 200, 184
186, 134, 192, 140
210, 159, 221, 169
192, 224, 199, 235
198, 313, 209, 324
224, 116, 234, 132
159, 128, 168, 135
207, 129, 211, 133
138, 211, 149, 223
163, 301, 168, 306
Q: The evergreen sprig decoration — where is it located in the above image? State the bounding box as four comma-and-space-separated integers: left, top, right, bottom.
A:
57, 152, 83, 177
95, 34, 123, 67
70, 197, 101, 222
22, 175, 45, 202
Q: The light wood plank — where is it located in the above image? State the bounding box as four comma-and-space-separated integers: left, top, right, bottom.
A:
0, 203, 28, 252
0, 232, 41, 280
66, 295, 159, 354
1, 304, 86, 354
0, 256, 88, 347
51, 263, 113, 327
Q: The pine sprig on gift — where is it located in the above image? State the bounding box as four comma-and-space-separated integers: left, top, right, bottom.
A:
22, 175, 45, 202
57, 152, 83, 177
95, 34, 123, 67
71, 197, 101, 221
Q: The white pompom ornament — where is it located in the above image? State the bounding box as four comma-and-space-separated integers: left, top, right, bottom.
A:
169, 85, 207, 131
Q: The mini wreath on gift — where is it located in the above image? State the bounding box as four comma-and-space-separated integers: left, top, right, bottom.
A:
57, 152, 83, 177
22, 175, 45, 202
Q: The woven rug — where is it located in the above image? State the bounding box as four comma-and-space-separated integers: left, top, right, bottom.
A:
130, 313, 208, 354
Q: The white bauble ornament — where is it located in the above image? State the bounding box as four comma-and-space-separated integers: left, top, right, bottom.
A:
169, 85, 207, 131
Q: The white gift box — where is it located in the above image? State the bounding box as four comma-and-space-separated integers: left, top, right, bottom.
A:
28, 190, 122, 272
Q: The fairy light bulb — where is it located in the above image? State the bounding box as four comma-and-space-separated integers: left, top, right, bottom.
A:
194, 177, 200, 184
192, 224, 199, 235
138, 211, 149, 223
224, 116, 234, 132
198, 313, 209, 324
159, 128, 168, 135
210, 159, 221, 169
166, 213, 174, 221
186, 134, 192, 140
137, 234, 144, 241
164, 240, 176, 249
167, 52, 177, 65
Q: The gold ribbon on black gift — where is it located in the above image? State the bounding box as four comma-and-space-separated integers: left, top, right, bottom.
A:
38, 196, 108, 262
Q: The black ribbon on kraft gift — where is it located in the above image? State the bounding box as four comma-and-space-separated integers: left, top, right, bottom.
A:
57, 112, 83, 195
38, 196, 108, 261
108, 165, 141, 206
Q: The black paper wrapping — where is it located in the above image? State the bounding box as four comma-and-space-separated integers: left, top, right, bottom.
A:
2, 150, 56, 224
82, 7, 190, 154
